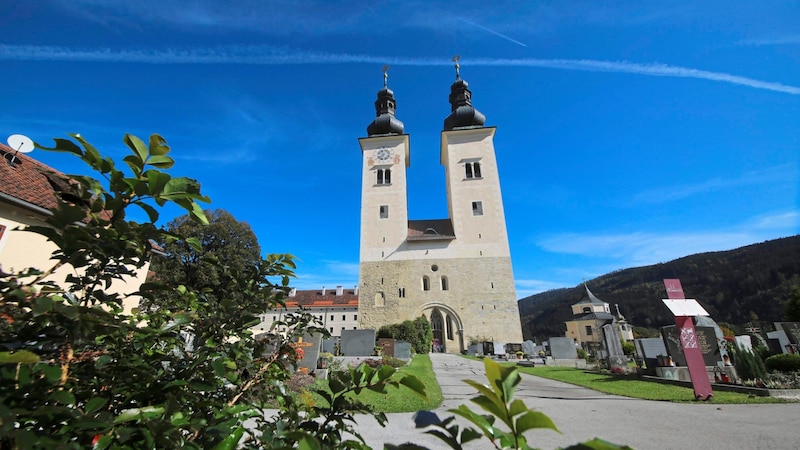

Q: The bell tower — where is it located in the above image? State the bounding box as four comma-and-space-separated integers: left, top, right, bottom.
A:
357, 62, 523, 351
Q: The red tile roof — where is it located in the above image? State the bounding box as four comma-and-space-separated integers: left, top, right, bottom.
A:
0, 143, 67, 213
284, 287, 359, 308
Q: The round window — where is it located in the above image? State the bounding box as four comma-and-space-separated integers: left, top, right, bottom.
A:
431, 265, 439, 272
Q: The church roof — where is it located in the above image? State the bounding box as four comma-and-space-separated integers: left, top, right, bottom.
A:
572, 284, 608, 306
0, 144, 69, 214
407, 219, 455, 241
366, 68, 405, 136
443, 59, 486, 130
569, 312, 616, 322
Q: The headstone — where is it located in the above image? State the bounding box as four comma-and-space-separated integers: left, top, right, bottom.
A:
340, 329, 376, 356
521, 340, 536, 357
767, 328, 791, 354
493, 342, 506, 356
293, 332, 322, 373
635, 338, 668, 369
602, 323, 627, 372
468, 343, 481, 356
549, 337, 578, 360
394, 341, 412, 360
481, 341, 494, 355
321, 338, 336, 354
779, 322, 800, 347
505, 343, 522, 354
662, 325, 721, 366
378, 338, 396, 357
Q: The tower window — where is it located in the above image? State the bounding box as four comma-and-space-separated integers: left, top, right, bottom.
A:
376, 168, 392, 185
399, 287, 406, 298
441, 276, 449, 291
585, 326, 593, 336
380, 205, 388, 218
472, 201, 483, 216
465, 162, 482, 179
422, 276, 430, 291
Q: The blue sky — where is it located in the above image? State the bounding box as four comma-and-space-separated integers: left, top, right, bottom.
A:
1, 1, 798, 298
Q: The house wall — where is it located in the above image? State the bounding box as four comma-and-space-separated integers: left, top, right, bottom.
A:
0, 202, 149, 315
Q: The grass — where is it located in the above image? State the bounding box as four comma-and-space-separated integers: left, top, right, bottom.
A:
310, 354, 443, 413
511, 364, 787, 404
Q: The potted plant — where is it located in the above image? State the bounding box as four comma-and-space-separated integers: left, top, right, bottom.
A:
374, 345, 383, 357
515, 351, 524, 360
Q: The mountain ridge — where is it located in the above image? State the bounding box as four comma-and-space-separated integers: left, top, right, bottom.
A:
518, 235, 800, 341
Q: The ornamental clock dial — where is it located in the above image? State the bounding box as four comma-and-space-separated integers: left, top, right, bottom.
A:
375, 147, 394, 162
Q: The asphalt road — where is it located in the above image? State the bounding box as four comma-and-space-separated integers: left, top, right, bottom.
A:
351, 353, 800, 449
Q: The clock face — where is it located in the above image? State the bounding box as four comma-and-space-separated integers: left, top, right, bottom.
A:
375, 147, 394, 162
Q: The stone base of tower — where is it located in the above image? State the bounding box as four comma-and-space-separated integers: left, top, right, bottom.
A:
358, 258, 524, 353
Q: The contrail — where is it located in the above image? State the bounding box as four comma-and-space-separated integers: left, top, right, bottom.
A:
456, 17, 528, 48
1, 44, 797, 95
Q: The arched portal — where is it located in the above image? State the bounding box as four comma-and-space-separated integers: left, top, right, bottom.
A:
415, 303, 465, 354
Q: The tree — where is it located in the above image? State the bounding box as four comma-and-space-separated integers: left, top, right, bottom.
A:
785, 286, 800, 322
148, 209, 261, 305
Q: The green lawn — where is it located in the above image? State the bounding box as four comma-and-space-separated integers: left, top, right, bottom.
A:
312, 354, 443, 413
512, 365, 786, 404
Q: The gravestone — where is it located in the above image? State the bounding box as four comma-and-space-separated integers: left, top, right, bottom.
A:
549, 337, 578, 360
468, 343, 481, 356
521, 340, 536, 357
321, 338, 336, 354
767, 328, 791, 354
602, 323, 627, 372
293, 332, 322, 373
779, 322, 800, 349
481, 341, 494, 355
505, 343, 522, 355
635, 338, 668, 369
340, 329, 376, 356
394, 341, 412, 360
378, 338, 396, 357
662, 325, 720, 366
493, 342, 507, 356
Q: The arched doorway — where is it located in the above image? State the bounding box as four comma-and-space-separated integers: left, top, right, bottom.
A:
430, 309, 444, 352
416, 303, 464, 354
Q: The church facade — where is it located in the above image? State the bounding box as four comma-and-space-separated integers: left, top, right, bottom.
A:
357, 66, 523, 353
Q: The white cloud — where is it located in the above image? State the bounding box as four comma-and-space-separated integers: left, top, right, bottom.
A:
2, 45, 797, 95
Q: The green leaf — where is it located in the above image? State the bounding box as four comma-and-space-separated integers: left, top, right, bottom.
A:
0, 350, 41, 364
515, 410, 559, 434
51, 390, 76, 405
36, 137, 83, 155
114, 406, 165, 424
211, 426, 244, 450
148, 134, 171, 156
85, 397, 108, 414
146, 154, 175, 169
134, 201, 159, 223
123, 134, 149, 163
123, 154, 144, 178
31, 296, 54, 315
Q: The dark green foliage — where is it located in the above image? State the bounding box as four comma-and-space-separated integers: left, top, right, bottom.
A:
148, 209, 262, 307
785, 286, 800, 322
381, 355, 408, 368
729, 344, 767, 381
378, 316, 433, 354
621, 341, 635, 356
519, 236, 800, 341
764, 353, 800, 373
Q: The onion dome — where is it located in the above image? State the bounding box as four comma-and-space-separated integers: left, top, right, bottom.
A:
367, 66, 405, 136
443, 56, 485, 130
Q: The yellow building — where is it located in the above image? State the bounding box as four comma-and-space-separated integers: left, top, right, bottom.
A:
565, 284, 634, 350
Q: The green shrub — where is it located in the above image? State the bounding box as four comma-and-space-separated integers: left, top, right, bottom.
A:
765, 353, 800, 373
729, 344, 767, 381
576, 348, 587, 360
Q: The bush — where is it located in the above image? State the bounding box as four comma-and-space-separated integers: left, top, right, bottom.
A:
381, 355, 407, 368
729, 344, 767, 381
765, 353, 800, 373
576, 348, 587, 360
377, 316, 433, 354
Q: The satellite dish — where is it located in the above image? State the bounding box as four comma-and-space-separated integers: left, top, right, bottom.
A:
8, 134, 34, 153
5, 134, 34, 166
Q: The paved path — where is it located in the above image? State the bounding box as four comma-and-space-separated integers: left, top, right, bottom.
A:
353, 353, 800, 449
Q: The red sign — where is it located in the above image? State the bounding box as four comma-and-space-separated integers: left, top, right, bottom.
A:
663, 279, 713, 401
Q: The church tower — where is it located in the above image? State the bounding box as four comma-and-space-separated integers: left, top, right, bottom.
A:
358, 63, 523, 353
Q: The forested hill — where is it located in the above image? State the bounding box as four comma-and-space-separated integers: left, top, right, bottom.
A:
518, 235, 800, 341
